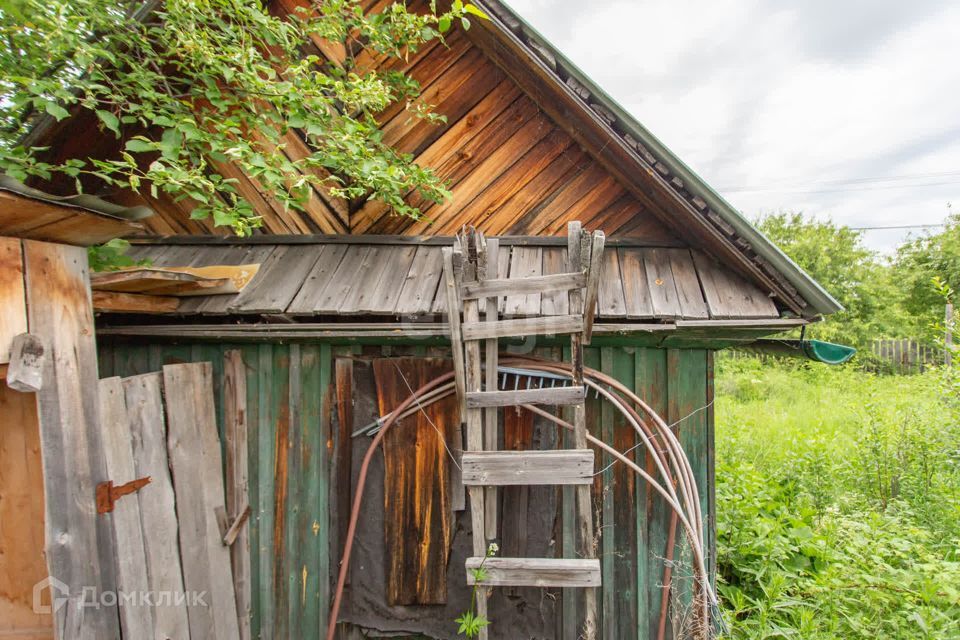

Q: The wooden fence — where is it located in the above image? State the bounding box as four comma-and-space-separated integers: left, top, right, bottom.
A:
97, 361, 246, 640
871, 339, 941, 373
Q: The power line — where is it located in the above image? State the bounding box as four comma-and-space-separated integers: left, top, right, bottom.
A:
853, 225, 946, 231
725, 180, 960, 196
721, 170, 960, 195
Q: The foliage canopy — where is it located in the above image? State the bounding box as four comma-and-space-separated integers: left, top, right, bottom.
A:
0, 0, 484, 234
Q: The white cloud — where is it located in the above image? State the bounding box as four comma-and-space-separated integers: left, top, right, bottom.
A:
507, 0, 960, 252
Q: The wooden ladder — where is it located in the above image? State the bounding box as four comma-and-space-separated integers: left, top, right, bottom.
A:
442, 222, 605, 640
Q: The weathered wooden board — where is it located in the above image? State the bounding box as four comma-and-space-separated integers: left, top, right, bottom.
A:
540, 246, 570, 316
462, 271, 585, 300
98, 377, 153, 639
229, 245, 322, 313
465, 385, 585, 408
693, 251, 779, 319
668, 249, 709, 320
224, 351, 252, 640
163, 362, 240, 639
461, 314, 583, 340
0, 238, 26, 364
0, 190, 143, 246
395, 246, 444, 316
92, 290, 180, 313
465, 557, 602, 588
462, 450, 594, 485
503, 246, 543, 316
644, 248, 684, 318
618, 248, 655, 318
596, 245, 626, 317
373, 357, 457, 605
358, 245, 419, 314
113, 238, 784, 325
90, 268, 231, 295
23, 239, 121, 639
286, 244, 349, 313
0, 383, 51, 638
121, 373, 191, 640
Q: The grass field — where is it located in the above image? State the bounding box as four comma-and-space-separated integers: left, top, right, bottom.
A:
714, 358, 960, 639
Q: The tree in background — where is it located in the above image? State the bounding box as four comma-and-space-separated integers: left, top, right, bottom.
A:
0, 0, 485, 235
756, 212, 909, 348
894, 206, 960, 341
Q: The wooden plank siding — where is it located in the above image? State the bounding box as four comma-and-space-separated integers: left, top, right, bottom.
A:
97, 339, 714, 640
41, 0, 684, 242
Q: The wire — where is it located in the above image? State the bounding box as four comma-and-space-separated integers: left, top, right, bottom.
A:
849, 223, 946, 231
721, 169, 960, 193
391, 360, 462, 470
593, 397, 716, 477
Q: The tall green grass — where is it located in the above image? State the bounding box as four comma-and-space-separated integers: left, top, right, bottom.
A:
715, 358, 960, 639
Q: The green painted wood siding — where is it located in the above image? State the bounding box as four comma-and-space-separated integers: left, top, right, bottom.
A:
97, 341, 713, 640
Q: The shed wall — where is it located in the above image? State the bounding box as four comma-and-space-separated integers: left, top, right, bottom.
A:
97, 340, 714, 639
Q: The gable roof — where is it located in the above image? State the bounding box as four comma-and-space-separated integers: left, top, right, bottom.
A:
468, 0, 841, 318
20, 0, 841, 319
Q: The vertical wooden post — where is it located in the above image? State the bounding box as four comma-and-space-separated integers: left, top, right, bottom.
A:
459, 231, 489, 640
483, 238, 499, 541
224, 350, 252, 640
24, 239, 121, 640
567, 222, 598, 640
946, 303, 953, 367
442, 248, 467, 512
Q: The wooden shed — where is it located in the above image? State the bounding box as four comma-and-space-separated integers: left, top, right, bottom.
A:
7, 1, 841, 639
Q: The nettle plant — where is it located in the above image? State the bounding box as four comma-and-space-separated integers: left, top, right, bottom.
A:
0, 0, 486, 235
456, 542, 497, 638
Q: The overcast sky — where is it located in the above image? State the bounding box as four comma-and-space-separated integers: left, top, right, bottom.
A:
507, 0, 960, 253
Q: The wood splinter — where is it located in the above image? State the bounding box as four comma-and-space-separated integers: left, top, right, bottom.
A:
216, 503, 251, 546
96, 476, 151, 514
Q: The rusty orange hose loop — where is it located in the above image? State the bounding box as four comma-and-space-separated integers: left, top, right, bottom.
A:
506, 355, 705, 540
501, 357, 700, 536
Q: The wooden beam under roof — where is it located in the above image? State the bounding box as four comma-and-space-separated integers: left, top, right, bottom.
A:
0, 188, 145, 246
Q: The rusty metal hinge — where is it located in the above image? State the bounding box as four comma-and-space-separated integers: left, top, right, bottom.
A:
96, 477, 151, 514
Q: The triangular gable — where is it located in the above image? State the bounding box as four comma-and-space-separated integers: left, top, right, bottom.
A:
22, 0, 840, 318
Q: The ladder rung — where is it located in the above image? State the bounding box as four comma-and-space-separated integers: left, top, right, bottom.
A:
461, 315, 583, 341
465, 386, 585, 408
460, 272, 586, 300
465, 557, 601, 588
462, 450, 594, 486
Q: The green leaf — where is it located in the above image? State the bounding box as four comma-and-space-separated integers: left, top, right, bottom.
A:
464, 4, 489, 19
460, 16, 471, 30
44, 102, 70, 120
438, 15, 451, 33
96, 110, 120, 135
125, 139, 155, 153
